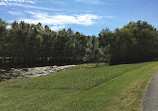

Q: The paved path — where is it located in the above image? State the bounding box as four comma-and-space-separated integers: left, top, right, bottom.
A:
142, 71, 158, 111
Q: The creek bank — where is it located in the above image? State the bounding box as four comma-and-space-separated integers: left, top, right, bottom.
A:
0, 65, 76, 82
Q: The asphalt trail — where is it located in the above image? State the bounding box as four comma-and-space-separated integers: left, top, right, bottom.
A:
142, 71, 158, 111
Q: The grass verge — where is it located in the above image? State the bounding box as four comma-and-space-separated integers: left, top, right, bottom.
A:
0, 62, 158, 111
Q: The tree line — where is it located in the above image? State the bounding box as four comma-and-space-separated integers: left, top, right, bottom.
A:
0, 19, 158, 68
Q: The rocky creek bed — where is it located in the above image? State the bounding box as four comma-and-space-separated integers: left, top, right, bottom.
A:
0, 65, 76, 82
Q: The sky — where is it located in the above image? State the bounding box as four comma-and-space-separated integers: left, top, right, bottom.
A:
0, 0, 158, 36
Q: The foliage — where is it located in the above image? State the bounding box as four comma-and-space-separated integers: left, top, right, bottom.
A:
99, 21, 158, 64
0, 19, 158, 67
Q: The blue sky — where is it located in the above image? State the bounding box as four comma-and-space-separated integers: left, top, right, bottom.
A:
0, 0, 158, 36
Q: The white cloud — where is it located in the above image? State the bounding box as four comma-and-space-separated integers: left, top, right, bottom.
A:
19, 11, 101, 30
8, 11, 24, 16
6, 25, 12, 29
50, 25, 65, 31
2, 0, 35, 4
104, 16, 115, 19
76, 0, 108, 5
0, 2, 63, 11
0, 2, 7, 5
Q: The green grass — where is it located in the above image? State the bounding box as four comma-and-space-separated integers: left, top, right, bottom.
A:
0, 62, 158, 111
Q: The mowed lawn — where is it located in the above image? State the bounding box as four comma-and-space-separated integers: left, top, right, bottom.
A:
0, 62, 158, 111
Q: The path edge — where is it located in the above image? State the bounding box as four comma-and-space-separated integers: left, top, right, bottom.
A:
141, 70, 158, 111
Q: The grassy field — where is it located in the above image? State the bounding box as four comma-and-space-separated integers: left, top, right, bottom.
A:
0, 62, 158, 111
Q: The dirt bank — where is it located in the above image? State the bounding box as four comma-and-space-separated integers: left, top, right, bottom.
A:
0, 65, 76, 82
